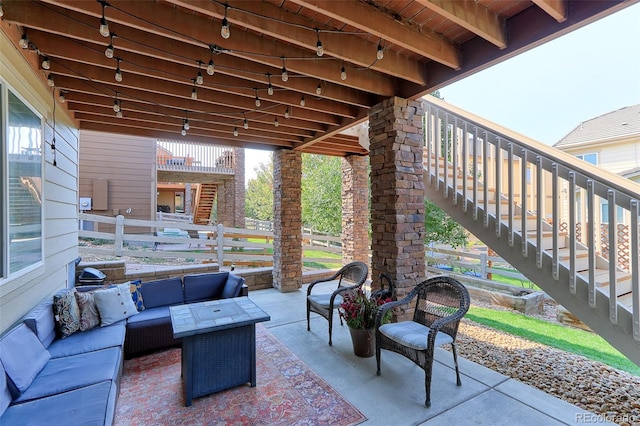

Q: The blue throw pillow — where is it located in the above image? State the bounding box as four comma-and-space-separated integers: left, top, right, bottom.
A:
221, 274, 244, 298
129, 279, 144, 311
0, 324, 51, 395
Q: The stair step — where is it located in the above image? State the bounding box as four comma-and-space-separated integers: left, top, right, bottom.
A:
579, 269, 633, 296
550, 248, 590, 270
617, 292, 633, 310
526, 231, 567, 250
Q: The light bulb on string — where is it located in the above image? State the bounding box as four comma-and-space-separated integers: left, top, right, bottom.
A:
266, 73, 273, 96
254, 89, 261, 107
113, 99, 120, 113
115, 59, 122, 82
47, 75, 55, 87
207, 59, 215, 75
183, 119, 190, 130
285, 107, 290, 119
0, 3, 4, 18
377, 40, 384, 60
116, 110, 123, 118
233, 127, 238, 137
41, 56, 50, 70
340, 66, 347, 81
281, 58, 288, 82
99, 2, 109, 37
191, 85, 197, 100
274, 117, 279, 127
196, 70, 203, 85
300, 96, 305, 107
19, 33, 29, 49
243, 117, 249, 129
58, 91, 65, 103
221, 6, 230, 39
316, 83, 322, 95
316, 30, 323, 57
181, 128, 187, 136
105, 43, 114, 59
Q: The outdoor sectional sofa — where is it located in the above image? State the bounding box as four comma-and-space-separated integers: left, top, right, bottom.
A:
0, 271, 247, 426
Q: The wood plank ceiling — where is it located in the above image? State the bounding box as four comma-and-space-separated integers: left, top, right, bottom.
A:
1, 0, 635, 157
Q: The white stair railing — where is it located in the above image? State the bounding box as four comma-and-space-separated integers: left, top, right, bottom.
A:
422, 96, 640, 365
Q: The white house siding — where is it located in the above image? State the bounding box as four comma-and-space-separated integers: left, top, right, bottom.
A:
561, 138, 640, 175
0, 31, 79, 333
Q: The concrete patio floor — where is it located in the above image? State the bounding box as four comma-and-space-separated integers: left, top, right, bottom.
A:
247, 285, 610, 426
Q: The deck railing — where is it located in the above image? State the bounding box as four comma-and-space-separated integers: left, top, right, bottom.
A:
423, 96, 640, 360
156, 140, 235, 174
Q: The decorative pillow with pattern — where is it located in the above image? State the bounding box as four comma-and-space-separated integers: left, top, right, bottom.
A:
52, 288, 81, 338
129, 279, 144, 311
75, 290, 101, 331
93, 283, 139, 326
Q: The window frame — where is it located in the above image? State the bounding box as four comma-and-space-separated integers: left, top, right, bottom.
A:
0, 81, 45, 282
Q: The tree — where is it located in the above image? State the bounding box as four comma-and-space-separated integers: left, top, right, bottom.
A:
245, 157, 274, 221
301, 154, 342, 235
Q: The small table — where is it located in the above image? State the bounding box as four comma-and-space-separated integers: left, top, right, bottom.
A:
170, 298, 270, 406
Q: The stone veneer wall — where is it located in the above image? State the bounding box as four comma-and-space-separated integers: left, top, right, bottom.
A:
369, 97, 425, 311
272, 149, 302, 292
216, 148, 245, 228
342, 154, 370, 271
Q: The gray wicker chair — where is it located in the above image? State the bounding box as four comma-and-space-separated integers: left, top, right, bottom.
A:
306, 261, 369, 345
375, 276, 470, 407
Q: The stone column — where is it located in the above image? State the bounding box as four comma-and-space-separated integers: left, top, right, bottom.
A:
342, 155, 370, 269
216, 148, 245, 228
272, 149, 302, 292
369, 97, 425, 308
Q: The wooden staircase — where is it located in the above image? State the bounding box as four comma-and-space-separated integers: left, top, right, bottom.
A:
193, 183, 217, 224
423, 96, 640, 366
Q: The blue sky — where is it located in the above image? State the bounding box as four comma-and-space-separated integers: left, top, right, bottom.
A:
440, 3, 640, 145
246, 4, 640, 181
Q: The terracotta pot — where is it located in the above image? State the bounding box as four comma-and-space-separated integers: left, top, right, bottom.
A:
348, 327, 375, 357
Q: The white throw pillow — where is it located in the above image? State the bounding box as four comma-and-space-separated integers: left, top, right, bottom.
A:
93, 283, 139, 326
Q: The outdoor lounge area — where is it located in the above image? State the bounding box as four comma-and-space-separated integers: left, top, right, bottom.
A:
110, 284, 598, 425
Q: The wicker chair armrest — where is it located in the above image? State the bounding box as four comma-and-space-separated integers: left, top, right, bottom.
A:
374, 290, 417, 327
307, 272, 340, 296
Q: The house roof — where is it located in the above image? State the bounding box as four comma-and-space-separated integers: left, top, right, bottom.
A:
554, 104, 640, 148
1, 0, 637, 157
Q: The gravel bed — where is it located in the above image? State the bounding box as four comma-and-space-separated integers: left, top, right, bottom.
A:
456, 300, 640, 425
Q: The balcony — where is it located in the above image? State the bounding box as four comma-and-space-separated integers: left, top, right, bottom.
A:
156, 140, 235, 184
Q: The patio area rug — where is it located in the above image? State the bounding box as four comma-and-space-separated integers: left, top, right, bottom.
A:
114, 324, 366, 426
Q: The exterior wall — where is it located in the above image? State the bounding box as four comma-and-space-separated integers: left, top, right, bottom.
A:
0, 29, 79, 333
341, 155, 370, 270
558, 138, 640, 175
369, 97, 425, 310
272, 149, 302, 292
79, 130, 156, 231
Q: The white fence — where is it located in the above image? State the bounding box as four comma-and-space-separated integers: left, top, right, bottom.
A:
78, 213, 342, 267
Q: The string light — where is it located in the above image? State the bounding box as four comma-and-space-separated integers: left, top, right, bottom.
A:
243, 116, 249, 129
105, 34, 114, 58
266, 73, 273, 96
254, 89, 261, 107
47, 74, 55, 87
377, 40, 384, 60
113, 93, 121, 112
316, 83, 322, 95
207, 58, 215, 75
58, 90, 65, 103
316, 30, 323, 57
300, 96, 305, 107
115, 58, 122, 82
196, 62, 203, 85
233, 127, 238, 137
0, 2, 4, 18
99, 1, 110, 37
116, 110, 123, 118
221, 5, 230, 39
19, 33, 29, 49
284, 107, 290, 119
274, 117, 279, 127
340, 65, 347, 81
191, 82, 198, 100
41, 56, 51, 70
181, 127, 187, 136
281, 58, 288, 82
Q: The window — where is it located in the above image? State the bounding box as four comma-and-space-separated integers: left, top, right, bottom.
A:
576, 153, 598, 165
600, 201, 625, 225
1, 86, 44, 278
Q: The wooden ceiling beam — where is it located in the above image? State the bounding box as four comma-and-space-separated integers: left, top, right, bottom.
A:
289, 0, 460, 69
414, 0, 506, 49
42, 0, 402, 96
166, 0, 428, 85
532, 0, 567, 23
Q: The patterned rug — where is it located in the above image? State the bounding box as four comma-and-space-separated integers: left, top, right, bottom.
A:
114, 325, 366, 426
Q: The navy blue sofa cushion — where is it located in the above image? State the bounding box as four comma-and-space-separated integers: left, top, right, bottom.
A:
140, 277, 184, 309
183, 272, 229, 303
126, 306, 172, 330
1, 381, 117, 426
0, 324, 51, 397
222, 274, 245, 298
23, 301, 56, 348
47, 321, 126, 359
12, 347, 122, 404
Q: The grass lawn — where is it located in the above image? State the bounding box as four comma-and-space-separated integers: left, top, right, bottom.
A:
466, 306, 640, 376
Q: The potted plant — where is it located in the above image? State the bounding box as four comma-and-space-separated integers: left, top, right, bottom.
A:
339, 288, 392, 357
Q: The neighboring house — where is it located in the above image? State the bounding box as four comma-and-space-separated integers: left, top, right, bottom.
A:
79, 131, 245, 231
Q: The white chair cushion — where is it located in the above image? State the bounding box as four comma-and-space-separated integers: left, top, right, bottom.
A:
379, 321, 453, 351
307, 293, 343, 308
